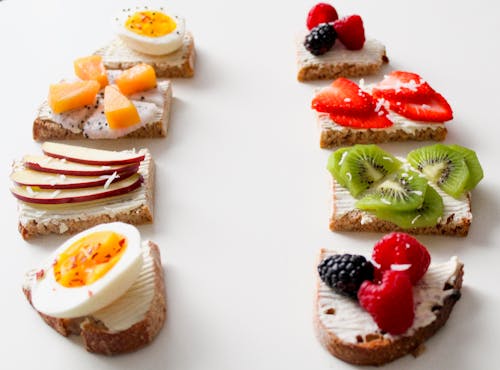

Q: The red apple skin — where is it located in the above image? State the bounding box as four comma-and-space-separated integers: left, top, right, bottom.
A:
43, 151, 145, 166
12, 169, 137, 190
11, 177, 143, 204
23, 162, 140, 177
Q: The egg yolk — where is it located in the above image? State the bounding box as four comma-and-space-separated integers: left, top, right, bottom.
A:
53, 231, 127, 288
125, 11, 177, 38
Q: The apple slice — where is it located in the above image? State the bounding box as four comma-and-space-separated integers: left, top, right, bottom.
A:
23, 155, 139, 176
11, 173, 143, 204
42, 142, 145, 165
11, 168, 136, 189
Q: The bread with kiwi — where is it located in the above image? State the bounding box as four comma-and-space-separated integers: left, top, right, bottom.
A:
315, 249, 464, 366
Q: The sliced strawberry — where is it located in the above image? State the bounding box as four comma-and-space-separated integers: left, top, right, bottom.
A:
312, 77, 374, 115
372, 71, 434, 102
329, 106, 393, 129
387, 92, 453, 122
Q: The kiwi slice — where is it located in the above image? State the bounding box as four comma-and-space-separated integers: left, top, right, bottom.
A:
448, 144, 483, 191
373, 185, 444, 228
355, 169, 427, 211
327, 147, 351, 187
407, 144, 469, 198
338, 145, 401, 197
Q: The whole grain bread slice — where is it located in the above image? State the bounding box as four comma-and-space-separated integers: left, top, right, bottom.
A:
17, 149, 154, 240
315, 249, 463, 366
95, 32, 195, 78
33, 81, 172, 141
23, 241, 166, 355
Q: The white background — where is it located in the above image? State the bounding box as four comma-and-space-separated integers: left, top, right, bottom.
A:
0, 0, 499, 369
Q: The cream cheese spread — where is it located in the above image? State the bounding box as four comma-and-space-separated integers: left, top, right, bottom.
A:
317, 252, 461, 343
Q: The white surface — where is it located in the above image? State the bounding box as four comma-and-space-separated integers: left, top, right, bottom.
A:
0, 0, 499, 369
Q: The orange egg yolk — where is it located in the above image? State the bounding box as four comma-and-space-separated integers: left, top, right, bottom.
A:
125, 10, 176, 38
53, 231, 127, 288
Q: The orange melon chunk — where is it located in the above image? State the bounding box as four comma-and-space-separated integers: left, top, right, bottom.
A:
74, 55, 109, 88
104, 85, 141, 129
48, 80, 100, 114
115, 63, 157, 95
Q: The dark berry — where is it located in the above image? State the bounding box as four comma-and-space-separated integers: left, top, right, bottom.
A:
318, 254, 374, 298
304, 23, 337, 56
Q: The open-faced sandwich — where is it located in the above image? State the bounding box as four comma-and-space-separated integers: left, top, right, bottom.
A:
327, 143, 483, 236
95, 4, 195, 78
315, 232, 463, 365
23, 222, 166, 355
10, 142, 154, 239
297, 3, 388, 81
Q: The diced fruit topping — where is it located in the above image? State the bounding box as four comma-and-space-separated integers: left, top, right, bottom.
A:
312, 78, 374, 114
407, 144, 469, 198
374, 184, 444, 229
304, 23, 337, 56
73, 55, 109, 89
104, 85, 141, 129
48, 80, 100, 114
372, 71, 434, 102
387, 92, 453, 122
318, 254, 374, 299
306, 3, 339, 30
115, 63, 157, 95
333, 15, 365, 50
327, 144, 401, 197
372, 232, 430, 284
358, 270, 415, 335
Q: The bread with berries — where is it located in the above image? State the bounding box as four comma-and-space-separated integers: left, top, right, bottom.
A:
315, 236, 464, 365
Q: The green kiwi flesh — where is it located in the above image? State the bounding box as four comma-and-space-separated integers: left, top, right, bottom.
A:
337, 144, 401, 197
448, 144, 483, 191
373, 185, 444, 228
407, 144, 469, 198
355, 169, 428, 211
327, 147, 350, 188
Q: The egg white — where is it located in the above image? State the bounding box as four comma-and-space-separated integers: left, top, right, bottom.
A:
115, 5, 186, 56
30, 222, 143, 318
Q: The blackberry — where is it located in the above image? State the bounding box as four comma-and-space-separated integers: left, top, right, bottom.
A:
318, 254, 374, 299
304, 23, 337, 56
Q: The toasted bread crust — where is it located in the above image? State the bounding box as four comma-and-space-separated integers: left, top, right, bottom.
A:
330, 181, 471, 237
23, 241, 166, 355
95, 33, 195, 78
314, 249, 464, 366
33, 82, 171, 141
17, 150, 154, 240
320, 125, 447, 148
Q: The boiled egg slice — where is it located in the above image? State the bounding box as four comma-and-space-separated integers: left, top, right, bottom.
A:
115, 5, 186, 55
30, 222, 143, 318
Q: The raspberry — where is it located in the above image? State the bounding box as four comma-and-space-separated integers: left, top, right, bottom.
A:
333, 15, 365, 50
306, 3, 339, 30
318, 254, 374, 298
372, 232, 431, 284
358, 270, 415, 335
304, 23, 337, 56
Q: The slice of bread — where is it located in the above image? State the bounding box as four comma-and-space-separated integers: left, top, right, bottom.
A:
95, 32, 195, 78
33, 81, 172, 141
330, 178, 472, 237
17, 149, 154, 239
318, 112, 447, 148
23, 240, 166, 355
297, 38, 388, 82
315, 249, 463, 366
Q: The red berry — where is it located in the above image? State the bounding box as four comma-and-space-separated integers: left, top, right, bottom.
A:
333, 15, 365, 50
372, 71, 435, 102
329, 108, 393, 129
372, 232, 431, 284
312, 77, 374, 115
387, 92, 453, 122
358, 270, 415, 335
306, 3, 339, 30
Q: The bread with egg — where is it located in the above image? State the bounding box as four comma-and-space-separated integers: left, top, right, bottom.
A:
315, 249, 463, 365
22, 224, 166, 355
